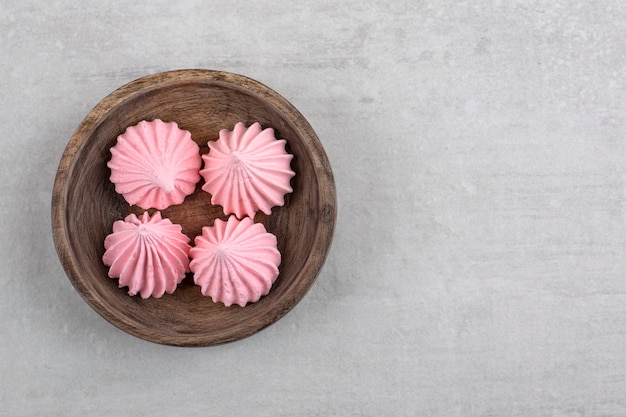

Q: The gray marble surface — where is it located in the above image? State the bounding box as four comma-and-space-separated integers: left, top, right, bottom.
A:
3, 1, 626, 415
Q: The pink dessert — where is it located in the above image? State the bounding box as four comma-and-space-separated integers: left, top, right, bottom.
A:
190, 216, 281, 307
103, 211, 191, 299
108, 119, 202, 210
200, 122, 295, 219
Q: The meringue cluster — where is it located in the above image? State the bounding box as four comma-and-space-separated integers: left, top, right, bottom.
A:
102, 119, 295, 306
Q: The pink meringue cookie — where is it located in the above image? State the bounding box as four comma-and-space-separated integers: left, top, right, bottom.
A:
190, 216, 281, 307
108, 119, 202, 210
200, 122, 295, 219
103, 211, 191, 299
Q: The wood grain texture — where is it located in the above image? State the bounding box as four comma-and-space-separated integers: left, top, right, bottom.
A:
51, 69, 336, 346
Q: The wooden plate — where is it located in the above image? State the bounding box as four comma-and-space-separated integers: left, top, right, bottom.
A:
51, 69, 336, 346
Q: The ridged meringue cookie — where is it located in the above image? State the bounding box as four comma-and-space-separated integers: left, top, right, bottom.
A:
190, 216, 281, 307
103, 211, 191, 299
108, 119, 202, 210
200, 122, 295, 219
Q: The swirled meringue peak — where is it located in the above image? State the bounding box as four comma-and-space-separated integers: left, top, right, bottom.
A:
103, 211, 191, 299
190, 216, 281, 307
108, 119, 202, 210
200, 122, 295, 219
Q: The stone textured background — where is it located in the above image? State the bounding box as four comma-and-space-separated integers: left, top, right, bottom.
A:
2, 1, 626, 415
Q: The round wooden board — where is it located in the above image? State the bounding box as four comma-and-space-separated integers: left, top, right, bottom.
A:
51, 69, 336, 346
